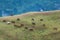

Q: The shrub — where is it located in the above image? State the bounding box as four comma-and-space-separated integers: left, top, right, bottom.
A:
14, 24, 21, 28
42, 24, 46, 27
14, 23, 24, 28
2, 20, 7, 22
32, 18, 34, 21
25, 27, 28, 29
32, 22, 36, 25
53, 27, 58, 31
14, 24, 17, 27
17, 18, 20, 21
29, 28, 33, 31
40, 19, 43, 21
32, 26, 35, 28
20, 24, 24, 27
11, 21, 15, 23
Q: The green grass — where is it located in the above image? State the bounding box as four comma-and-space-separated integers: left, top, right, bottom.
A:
0, 11, 60, 40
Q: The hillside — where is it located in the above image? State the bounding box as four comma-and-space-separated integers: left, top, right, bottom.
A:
0, 10, 60, 40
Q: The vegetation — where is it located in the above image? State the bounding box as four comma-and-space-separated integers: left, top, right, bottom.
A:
0, 11, 60, 40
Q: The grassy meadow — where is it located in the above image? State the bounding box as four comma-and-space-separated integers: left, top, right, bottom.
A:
0, 11, 60, 40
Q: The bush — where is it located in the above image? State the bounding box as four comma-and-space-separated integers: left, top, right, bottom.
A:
17, 18, 20, 21
53, 27, 58, 31
32, 22, 36, 25
40, 19, 43, 21
42, 24, 46, 26
29, 28, 33, 31
14, 24, 21, 28
11, 21, 15, 23
20, 24, 24, 26
32, 26, 35, 28
32, 18, 34, 21
25, 27, 28, 29
2, 20, 7, 22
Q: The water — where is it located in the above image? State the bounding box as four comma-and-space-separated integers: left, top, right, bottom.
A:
0, 0, 60, 16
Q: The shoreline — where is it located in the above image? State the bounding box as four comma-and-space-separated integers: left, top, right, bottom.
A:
0, 10, 60, 19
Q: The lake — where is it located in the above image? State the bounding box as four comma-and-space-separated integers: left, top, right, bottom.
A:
0, 0, 60, 16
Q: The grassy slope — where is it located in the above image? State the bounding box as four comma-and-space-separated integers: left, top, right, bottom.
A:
0, 10, 60, 40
